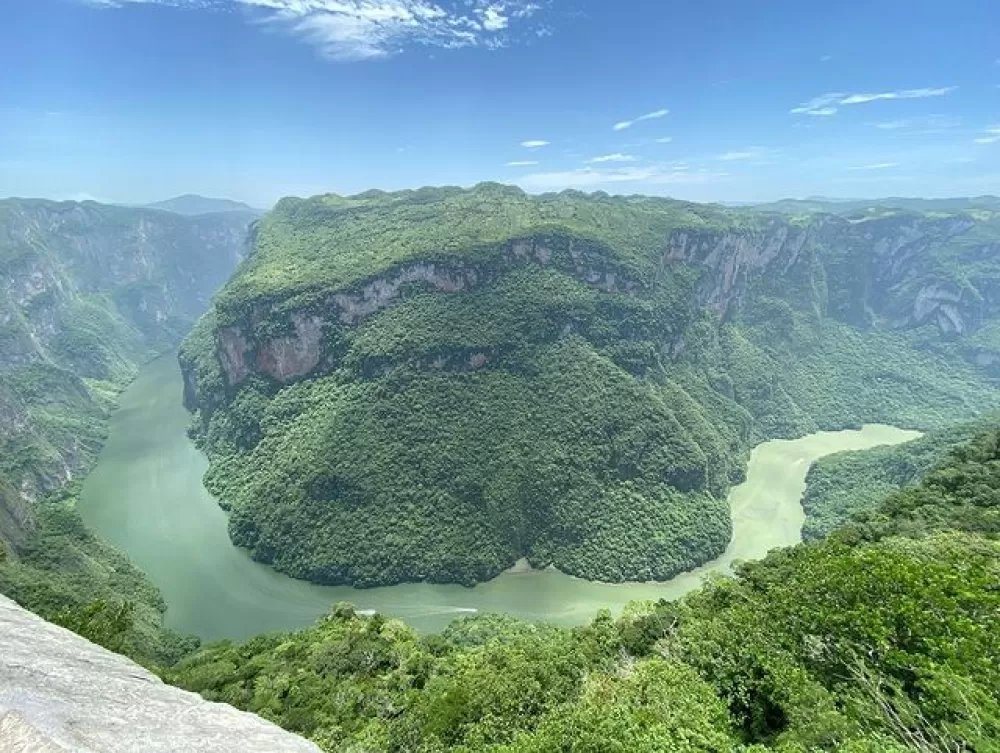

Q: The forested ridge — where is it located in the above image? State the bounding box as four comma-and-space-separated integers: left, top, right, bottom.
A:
181, 184, 1000, 588
162, 426, 1000, 752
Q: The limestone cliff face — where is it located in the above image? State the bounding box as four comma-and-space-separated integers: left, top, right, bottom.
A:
184, 197, 1000, 420
664, 212, 995, 337
0, 594, 319, 753
206, 235, 642, 390
0, 199, 252, 549
663, 218, 819, 316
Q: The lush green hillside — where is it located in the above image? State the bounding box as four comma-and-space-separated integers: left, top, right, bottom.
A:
164, 425, 1000, 752
801, 418, 994, 539
0, 197, 251, 663
181, 184, 1000, 588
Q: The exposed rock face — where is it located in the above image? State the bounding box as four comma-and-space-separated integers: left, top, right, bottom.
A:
185, 194, 1000, 418
0, 595, 320, 753
0, 198, 252, 548
665, 213, 996, 337
664, 220, 814, 316
212, 235, 642, 388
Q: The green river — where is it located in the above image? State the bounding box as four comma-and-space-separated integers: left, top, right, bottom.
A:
79, 356, 922, 640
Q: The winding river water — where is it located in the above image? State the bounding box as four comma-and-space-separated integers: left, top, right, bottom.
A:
78, 356, 921, 640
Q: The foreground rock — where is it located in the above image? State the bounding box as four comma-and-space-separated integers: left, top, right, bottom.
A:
0, 595, 319, 753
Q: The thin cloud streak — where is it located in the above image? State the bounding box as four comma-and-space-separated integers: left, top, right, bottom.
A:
974, 126, 1000, 144
613, 108, 669, 131
587, 153, 636, 164
791, 87, 956, 116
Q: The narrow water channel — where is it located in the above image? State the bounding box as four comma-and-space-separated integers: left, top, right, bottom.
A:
79, 355, 922, 640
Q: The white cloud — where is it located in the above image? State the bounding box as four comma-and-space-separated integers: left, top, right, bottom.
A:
849, 162, 899, 170
480, 4, 508, 31
518, 163, 725, 191
872, 114, 961, 132
612, 108, 669, 131
791, 87, 956, 116
587, 153, 636, 164
654, 136, 673, 143
974, 126, 1000, 144
840, 87, 956, 105
505, 160, 538, 166
520, 139, 549, 148
716, 147, 768, 161
79, 0, 546, 61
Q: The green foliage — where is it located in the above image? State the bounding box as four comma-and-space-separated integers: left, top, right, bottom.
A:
214, 184, 742, 320
0, 500, 197, 665
497, 660, 736, 753
206, 337, 732, 586
847, 427, 1000, 542
185, 187, 1000, 589
802, 419, 990, 538
0, 197, 248, 664
166, 426, 1000, 753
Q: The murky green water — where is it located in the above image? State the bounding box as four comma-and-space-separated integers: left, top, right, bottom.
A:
78, 355, 921, 640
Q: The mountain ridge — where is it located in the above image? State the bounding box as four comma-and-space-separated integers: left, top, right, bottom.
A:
180, 183, 1000, 588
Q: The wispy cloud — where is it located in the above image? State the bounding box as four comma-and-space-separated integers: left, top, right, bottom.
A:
587, 153, 636, 164
654, 136, 673, 144
974, 126, 1000, 144
79, 0, 548, 61
872, 114, 961, 132
612, 108, 669, 131
518, 162, 726, 191
849, 162, 899, 170
791, 87, 956, 116
505, 160, 539, 166
716, 147, 770, 161
520, 139, 549, 148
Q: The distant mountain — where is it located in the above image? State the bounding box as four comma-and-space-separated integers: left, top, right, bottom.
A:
749, 195, 1000, 215
143, 194, 265, 217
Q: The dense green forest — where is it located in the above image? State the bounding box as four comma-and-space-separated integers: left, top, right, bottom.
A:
801, 418, 993, 539
163, 426, 1000, 752
0, 198, 252, 664
2, 189, 999, 750
181, 184, 1000, 588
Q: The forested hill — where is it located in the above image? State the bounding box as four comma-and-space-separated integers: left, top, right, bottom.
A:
0, 197, 252, 662
180, 183, 1000, 589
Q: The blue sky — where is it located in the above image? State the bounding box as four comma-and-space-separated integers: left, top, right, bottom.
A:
2, 0, 998, 207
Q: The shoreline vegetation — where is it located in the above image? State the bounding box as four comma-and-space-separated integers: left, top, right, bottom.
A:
79, 355, 923, 639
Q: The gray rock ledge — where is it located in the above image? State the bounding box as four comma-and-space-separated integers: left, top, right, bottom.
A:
0, 595, 320, 753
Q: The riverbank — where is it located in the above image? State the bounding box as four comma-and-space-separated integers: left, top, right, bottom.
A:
79, 355, 922, 640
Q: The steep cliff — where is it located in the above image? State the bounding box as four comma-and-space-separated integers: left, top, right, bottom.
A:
0, 198, 251, 661
0, 199, 252, 544
181, 184, 1000, 588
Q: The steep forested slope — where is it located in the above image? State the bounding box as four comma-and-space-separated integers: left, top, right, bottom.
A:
181, 184, 1000, 588
165, 426, 1000, 753
0, 197, 252, 661
801, 418, 994, 538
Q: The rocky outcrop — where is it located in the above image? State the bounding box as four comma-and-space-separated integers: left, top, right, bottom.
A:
0, 594, 320, 753
664, 220, 817, 316
214, 235, 642, 388
665, 212, 997, 339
